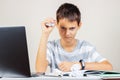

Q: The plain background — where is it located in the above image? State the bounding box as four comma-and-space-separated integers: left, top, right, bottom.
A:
0, 0, 120, 73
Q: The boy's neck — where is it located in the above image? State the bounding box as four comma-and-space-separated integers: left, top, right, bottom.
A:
60, 39, 77, 52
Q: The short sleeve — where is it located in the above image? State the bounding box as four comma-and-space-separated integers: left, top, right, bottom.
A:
85, 41, 106, 62
46, 41, 54, 65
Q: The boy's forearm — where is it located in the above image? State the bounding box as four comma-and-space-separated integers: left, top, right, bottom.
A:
85, 61, 113, 70
36, 34, 49, 73
58, 60, 112, 72
36, 18, 55, 72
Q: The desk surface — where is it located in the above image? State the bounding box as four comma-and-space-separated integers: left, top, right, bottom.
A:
1, 75, 120, 80
0, 76, 102, 80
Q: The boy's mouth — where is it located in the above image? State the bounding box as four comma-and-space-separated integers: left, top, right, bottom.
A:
64, 37, 73, 40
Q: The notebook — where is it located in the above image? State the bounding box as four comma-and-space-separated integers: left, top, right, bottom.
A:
84, 70, 120, 78
0, 26, 31, 78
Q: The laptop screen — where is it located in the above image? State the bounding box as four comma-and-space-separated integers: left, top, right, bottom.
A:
0, 26, 31, 78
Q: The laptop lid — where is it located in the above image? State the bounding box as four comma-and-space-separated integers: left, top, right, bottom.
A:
0, 26, 31, 78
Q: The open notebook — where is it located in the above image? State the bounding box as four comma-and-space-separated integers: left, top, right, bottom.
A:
84, 70, 120, 78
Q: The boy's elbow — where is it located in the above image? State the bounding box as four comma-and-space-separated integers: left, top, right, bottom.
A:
35, 61, 48, 73
108, 63, 113, 70
105, 62, 113, 70
101, 60, 113, 71
36, 65, 47, 73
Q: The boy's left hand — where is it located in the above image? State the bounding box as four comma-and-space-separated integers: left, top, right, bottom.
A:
58, 61, 75, 72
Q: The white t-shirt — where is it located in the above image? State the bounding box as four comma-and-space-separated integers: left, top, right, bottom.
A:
46, 39, 106, 72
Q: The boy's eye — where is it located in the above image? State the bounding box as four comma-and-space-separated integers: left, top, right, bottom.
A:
70, 27, 75, 30
61, 27, 65, 29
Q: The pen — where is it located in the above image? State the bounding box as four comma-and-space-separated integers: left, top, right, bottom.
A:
63, 73, 69, 76
83, 73, 87, 77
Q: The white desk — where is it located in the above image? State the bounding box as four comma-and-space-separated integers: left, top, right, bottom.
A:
0, 76, 102, 80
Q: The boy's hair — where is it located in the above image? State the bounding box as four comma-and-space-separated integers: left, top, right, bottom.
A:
56, 3, 81, 25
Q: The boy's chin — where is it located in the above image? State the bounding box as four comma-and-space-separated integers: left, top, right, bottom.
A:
64, 38, 74, 43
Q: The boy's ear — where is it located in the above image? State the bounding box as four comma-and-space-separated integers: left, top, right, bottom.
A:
56, 22, 59, 28
78, 22, 82, 29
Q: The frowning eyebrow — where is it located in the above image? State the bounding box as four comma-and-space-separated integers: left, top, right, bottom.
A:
69, 27, 76, 30
61, 26, 66, 29
60, 26, 76, 30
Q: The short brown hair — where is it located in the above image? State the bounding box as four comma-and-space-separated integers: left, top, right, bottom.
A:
56, 3, 81, 25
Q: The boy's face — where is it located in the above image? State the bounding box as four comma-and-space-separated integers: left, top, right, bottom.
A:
57, 18, 81, 43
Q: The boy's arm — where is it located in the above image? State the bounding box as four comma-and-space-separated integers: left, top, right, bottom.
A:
85, 60, 113, 70
36, 34, 49, 73
58, 60, 112, 72
36, 18, 55, 73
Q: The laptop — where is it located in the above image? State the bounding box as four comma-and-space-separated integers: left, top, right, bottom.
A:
0, 26, 31, 78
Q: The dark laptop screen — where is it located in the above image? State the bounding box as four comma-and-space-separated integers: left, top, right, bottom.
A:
0, 26, 31, 78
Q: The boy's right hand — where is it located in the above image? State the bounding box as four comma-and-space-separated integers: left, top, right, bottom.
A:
41, 18, 56, 36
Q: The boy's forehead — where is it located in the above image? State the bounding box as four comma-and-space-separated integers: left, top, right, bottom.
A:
58, 18, 78, 25
57, 19, 78, 28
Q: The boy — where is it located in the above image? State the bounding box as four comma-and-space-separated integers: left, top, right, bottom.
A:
36, 3, 112, 73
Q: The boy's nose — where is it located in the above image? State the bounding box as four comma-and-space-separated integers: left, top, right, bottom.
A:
66, 30, 70, 36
